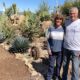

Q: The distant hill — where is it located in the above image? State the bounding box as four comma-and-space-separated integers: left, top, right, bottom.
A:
18, 12, 24, 15
0, 11, 3, 14
0, 11, 24, 15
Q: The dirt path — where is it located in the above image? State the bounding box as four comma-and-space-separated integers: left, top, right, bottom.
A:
0, 46, 31, 80
0, 43, 79, 80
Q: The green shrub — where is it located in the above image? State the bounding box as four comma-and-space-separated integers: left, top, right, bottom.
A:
2, 25, 15, 39
0, 14, 15, 43
21, 13, 42, 41
40, 15, 51, 22
0, 32, 5, 43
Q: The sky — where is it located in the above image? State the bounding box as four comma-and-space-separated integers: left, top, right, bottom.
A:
0, 0, 65, 12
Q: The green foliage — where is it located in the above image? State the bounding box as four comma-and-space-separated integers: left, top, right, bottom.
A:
73, 1, 80, 9
21, 1, 51, 41
0, 1, 51, 44
61, 1, 80, 16
23, 10, 32, 18
12, 4, 17, 14
21, 12, 41, 41
0, 14, 8, 30
12, 36, 29, 49
2, 23, 15, 39
5, 3, 18, 17
5, 7, 12, 17
0, 14, 15, 42
40, 15, 51, 22
9, 36, 30, 53
0, 32, 5, 43
36, 1, 50, 21
61, 2, 73, 16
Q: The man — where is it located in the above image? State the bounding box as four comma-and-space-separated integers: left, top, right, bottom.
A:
62, 7, 80, 80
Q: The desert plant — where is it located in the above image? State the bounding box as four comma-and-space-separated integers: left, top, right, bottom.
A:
9, 36, 29, 53
5, 3, 18, 17
0, 32, 5, 43
36, 1, 50, 22
12, 3, 17, 14
1, 19, 15, 40
21, 12, 42, 41
40, 15, 51, 22
60, 2, 73, 16
0, 14, 15, 43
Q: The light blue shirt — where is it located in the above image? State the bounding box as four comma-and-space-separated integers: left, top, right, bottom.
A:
47, 26, 64, 52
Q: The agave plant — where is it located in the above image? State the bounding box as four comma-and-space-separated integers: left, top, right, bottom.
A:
9, 36, 29, 53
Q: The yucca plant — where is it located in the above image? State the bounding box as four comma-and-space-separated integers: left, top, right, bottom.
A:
0, 14, 14, 43
2, 25, 14, 39
21, 12, 41, 42
9, 36, 29, 53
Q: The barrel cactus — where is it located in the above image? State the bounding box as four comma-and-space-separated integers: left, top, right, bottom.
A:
9, 36, 29, 53
0, 32, 5, 43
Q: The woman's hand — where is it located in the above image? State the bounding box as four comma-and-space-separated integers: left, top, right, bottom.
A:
48, 49, 52, 55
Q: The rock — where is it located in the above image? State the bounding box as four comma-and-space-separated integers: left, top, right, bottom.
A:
31, 71, 38, 76
0, 42, 10, 50
34, 58, 42, 63
15, 53, 24, 60
26, 63, 34, 71
15, 53, 40, 77
30, 72, 44, 80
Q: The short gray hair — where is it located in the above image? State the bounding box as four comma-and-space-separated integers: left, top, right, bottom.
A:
69, 7, 79, 13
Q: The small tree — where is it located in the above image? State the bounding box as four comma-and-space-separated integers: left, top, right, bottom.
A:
73, 1, 80, 10
61, 1, 80, 17
61, 2, 73, 16
36, 1, 50, 21
20, 10, 42, 42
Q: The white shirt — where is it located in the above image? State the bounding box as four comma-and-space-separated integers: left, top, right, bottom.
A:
64, 19, 80, 51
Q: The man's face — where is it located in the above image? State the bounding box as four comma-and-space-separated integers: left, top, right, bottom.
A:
69, 10, 78, 21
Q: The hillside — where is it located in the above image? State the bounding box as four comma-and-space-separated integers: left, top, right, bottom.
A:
0, 46, 31, 80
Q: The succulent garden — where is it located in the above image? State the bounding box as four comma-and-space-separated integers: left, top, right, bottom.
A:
0, 0, 80, 80
0, 1, 51, 52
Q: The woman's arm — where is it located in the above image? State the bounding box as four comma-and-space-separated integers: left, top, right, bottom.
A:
47, 40, 52, 55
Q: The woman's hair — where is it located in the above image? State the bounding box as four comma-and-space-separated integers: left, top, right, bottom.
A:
53, 14, 64, 26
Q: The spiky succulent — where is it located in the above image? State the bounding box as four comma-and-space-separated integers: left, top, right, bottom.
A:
0, 32, 5, 43
9, 36, 29, 53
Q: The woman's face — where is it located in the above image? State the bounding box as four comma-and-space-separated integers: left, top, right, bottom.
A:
55, 19, 62, 27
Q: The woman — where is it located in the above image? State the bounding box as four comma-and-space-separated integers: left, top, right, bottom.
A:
46, 15, 64, 80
